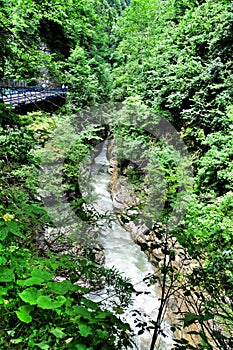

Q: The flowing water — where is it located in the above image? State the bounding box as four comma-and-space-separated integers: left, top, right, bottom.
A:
88, 140, 174, 349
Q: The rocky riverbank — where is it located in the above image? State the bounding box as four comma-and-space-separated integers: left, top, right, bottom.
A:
107, 137, 199, 346
107, 137, 166, 267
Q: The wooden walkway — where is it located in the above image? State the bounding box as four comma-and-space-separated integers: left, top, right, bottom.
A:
0, 87, 68, 109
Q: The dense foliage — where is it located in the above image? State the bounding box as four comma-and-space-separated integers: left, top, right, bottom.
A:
0, 1, 136, 349
1, 0, 233, 349
110, 0, 233, 348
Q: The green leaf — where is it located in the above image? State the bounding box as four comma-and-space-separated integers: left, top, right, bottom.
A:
96, 329, 109, 339
78, 323, 93, 337
71, 305, 93, 319
6, 221, 25, 239
75, 345, 87, 350
184, 313, 199, 327
36, 342, 50, 350
0, 267, 15, 282
16, 305, 33, 323
46, 280, 78, 295
0, 227, 9, 241
11, 337, 24, 344
17, 277, 44, 287
36, 295, 66, 309
0, 256, 7, 265
0, 287, 8, 297
203, 313, 214, 322
18, 287, 41, 305
81, 298, 98, 310
50, 327, 66, 339
36, 295, 53, 309
31, 269, 53, 281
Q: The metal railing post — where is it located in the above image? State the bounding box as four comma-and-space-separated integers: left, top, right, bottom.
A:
18, 91, 20, 107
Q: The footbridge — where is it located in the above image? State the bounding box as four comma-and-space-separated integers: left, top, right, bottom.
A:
0, 79, 68, 111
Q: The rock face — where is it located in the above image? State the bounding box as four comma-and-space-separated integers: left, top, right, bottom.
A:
107, 137, 200, 347
108, 137, 136, 211
107, 137, 164, 265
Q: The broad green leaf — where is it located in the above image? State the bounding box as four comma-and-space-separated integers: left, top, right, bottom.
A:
11, 337, 24, 344
78, 323, 93, 337
97, 311, 112, 319
18, 287, 41, 305
0, 256, 7, 265
6, 221, 25, 239
75, 345, 87, 350
0, 267, 15, 282
71, 305, 93, 319
36, 342, 50, 350
0, 287, 8, 304
50, 327, 66, 339
46, 280, 78, 294
31, 269, 53, 281
16, 305, 33, 323
36, 295, 53, 309
17, 277, 44, 287
0, 297, 6, 304
81, 298, 98, 310
0, 287, 8, 297
0, 227, 9, 241
36, 295, 66, 309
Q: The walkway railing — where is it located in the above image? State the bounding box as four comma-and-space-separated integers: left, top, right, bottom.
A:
0, 86, 68, 109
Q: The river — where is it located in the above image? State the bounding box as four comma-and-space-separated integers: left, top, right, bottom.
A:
86, 139, 174, 349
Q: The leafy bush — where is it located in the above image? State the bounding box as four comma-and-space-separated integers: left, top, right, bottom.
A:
0, 242, 133, 350
0, 106, 135, 350
196, 123, 233, 196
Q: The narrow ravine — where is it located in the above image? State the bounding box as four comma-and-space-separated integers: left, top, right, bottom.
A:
88, 139, 174, 350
